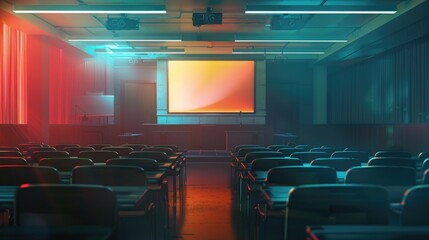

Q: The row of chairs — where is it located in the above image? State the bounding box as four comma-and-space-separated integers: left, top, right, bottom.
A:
0, 164, 157, 239
230, 144, 429, 240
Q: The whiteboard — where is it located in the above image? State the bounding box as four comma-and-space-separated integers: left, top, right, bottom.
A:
74, 95, 114, 116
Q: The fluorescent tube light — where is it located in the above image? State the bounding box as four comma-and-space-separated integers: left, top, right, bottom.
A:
13, 5, 166, 14
245, 5, 397, 15
235, 39, 347, 43
69, 39, 181, 42
96, 48, 185, 55
232, 49, 324, 55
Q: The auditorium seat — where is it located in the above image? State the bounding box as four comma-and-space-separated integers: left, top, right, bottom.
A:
267, 145, 289, 151
32, 151, 70, 164
121, 144, 148, 151
331, 150, 370, 163
310, 158, 361, 171
368, 157, 417, 169
64, 147, 95, 157
53, 144, 80, 151
401, 185, 429, 226
39, 158, 94, 171
129, 151, 169, 162
243, 151, 283, 164
78, 150, 119, 164
375, 151, 412, 158
0, 157, 28, 165
285, 184, 389, 240
345, 166, 416, 203
0, 147, 19, 151
15, 184, 117, 230
72, 165, 146, 185
265, 166, 337, 186
277, 147, 305, 157
106, 158, 160, 171
251, 157, 302, 171
102, 146, 134, 157
87, 144, 113, 150
290, 152, 330, 164
0, 151, 23, 158
0, 166, 61, 185
310, 147, 339, 155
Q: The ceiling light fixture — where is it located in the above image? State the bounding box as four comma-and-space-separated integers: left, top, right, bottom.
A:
96, 48, 185, 55
232, 49, 324, 55
245, 5, 397, 15
13, 5, 166, 14
235, 39, 347, 43
69, 38, 181, 42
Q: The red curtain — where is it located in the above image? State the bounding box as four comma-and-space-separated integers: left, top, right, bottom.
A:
0, 22, 27, 124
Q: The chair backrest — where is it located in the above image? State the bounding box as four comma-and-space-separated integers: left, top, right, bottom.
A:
64, 147, 95, 157
78, 150, 119, 164
27, 147, 56, 157
129, 151, 169, 162
277, 148, 306, 157
267, 145, 289, 151
232, 144, 260, 155
290, 152, 330, 164
0, 150, 23, 157
0, 146, 19, 151
17, 143, 43, 153
244, 151, 283, 163
72, 165, 147, 186
285, 184, 389, 240
310, 147, 339, 155
142, 147, 175, 156
106, 158, 160, 171
368, 157, 416, 169
15, 184, 117, 228
331, 151, 370, 163
152, 145, 179, 152
422, 159, 429, 172
87, 144, 113, 150
236, 147, 268, 158
0, 157, 28, 165
53, 144, 80, 151
0, 166, 60, 185
418, 152, 429, 163
102, 147, 134, 157
401, 185, 429, 225
265, 166, 337, 186
374, 151, 412, 158
120, 144, 148, 151
345, 166, 416, 186
32, 151, 70, 163
311, 158, 361, 171
251, 157, 302, 171
295, 145, 314, 151
421, 169, 429, 184
39, 158, 94, 171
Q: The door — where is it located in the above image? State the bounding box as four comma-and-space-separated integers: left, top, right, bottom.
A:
121, 82, 156, 132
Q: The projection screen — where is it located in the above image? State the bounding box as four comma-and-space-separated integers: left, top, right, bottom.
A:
168, 60, 255, 113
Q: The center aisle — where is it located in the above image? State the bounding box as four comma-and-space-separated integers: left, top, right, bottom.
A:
171, 152, 239, 240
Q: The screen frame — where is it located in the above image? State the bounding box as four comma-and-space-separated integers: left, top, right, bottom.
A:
167, 60, 256, 114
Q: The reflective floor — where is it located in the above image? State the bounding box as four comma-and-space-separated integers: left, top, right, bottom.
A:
170, 159, 239, 240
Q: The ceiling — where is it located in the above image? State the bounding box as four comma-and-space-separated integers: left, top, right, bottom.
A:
2, 0, 428, 61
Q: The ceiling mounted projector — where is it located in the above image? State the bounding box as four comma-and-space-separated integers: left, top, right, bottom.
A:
106, 17, 139, 31
270, 15, 304, 30
192, 8, 223, 27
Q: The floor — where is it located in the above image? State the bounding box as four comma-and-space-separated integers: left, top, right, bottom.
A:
170, 152, 239, 240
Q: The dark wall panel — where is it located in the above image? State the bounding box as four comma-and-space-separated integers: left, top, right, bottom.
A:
328, 35, 429, 124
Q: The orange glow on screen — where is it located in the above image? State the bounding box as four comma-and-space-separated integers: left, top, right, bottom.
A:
168, 61, 254, 113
